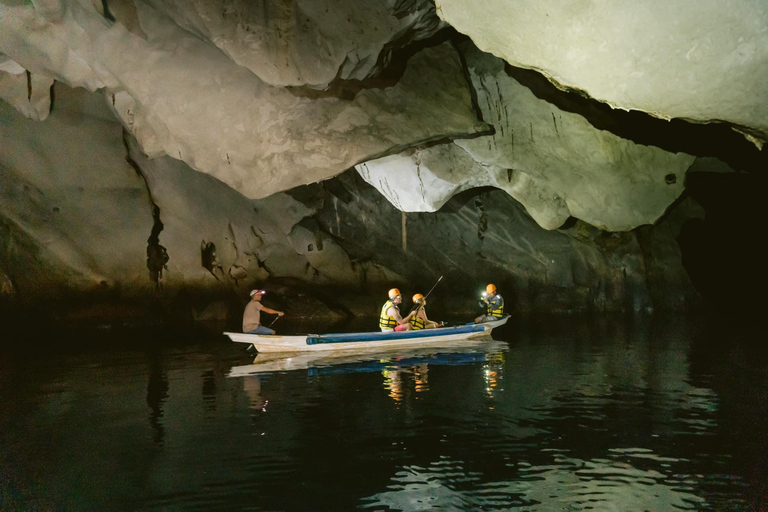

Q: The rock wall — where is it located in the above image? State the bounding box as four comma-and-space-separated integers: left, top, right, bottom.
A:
0, 82, 703, 325
6, 0, 761, 325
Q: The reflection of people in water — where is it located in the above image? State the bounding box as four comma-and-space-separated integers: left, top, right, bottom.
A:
483, 351, 506, 399
381, 365, 404, 402
381, 361, 430, 402
242, 375, 268, 412
413, 363, 429, 393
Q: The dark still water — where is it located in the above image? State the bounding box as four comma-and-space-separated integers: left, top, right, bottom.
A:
1, 314, 766, 511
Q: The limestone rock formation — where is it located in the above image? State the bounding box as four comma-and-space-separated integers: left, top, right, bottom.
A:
0, 1, 487, 200
307, 171, 702, 314
434, 0, 768, 143
1, 81, 703, 321
0, 84, 154, 297
1, 0, 737, 323
143, 0, 445, 87
0, 55, 53, 121
358, 45, 696, 232
0, 83, 403, 317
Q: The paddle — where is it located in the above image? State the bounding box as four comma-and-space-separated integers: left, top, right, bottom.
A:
409, 275, 443, 314
267, 314, 281, 328
423, 275, 443, 300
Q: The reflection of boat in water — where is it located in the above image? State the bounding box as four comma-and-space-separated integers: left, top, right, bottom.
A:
225, 315, 509, 353
227, 339, 509, 377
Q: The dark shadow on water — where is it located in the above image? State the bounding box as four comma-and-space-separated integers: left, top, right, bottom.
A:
146, 349, 168, 446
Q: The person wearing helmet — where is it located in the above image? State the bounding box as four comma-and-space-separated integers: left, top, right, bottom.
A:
379, 288, 416, 332
475, 283, 504, 323
242, 289, 285, 334
409, 293, 440, 329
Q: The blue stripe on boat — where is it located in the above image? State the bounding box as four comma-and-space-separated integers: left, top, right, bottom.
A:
305, 324, 486, 345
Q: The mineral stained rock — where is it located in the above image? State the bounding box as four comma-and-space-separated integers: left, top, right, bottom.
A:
435, 0, 768, 142
358, 45, 695, 232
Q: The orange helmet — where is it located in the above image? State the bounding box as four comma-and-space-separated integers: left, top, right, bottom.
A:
412, 293, 425, 303
388, 288, 401, 299
486, 283, 497, 295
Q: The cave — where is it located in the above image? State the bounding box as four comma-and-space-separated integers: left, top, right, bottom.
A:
2, 1, 768, 510
2, 0, 764, 326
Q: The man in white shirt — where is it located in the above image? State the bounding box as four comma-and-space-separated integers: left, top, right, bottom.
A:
242, 289, 284, 334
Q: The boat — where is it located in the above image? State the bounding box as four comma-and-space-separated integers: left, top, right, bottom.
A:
228, 339, 509, 377
224, 315, 510, 353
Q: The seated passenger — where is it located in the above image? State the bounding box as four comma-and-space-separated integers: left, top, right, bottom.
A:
409, 293, 440, 329
379, 288, 415, 332
475, 283, 504, 323
242, 289, 285, 334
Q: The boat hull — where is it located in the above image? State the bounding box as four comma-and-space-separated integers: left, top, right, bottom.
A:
228, 339, 509, 376
225, 316, 509, 353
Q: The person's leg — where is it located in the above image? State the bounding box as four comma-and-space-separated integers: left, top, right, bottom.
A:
247, 325, 276, 335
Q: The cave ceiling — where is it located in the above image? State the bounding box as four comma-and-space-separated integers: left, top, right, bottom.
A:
434, 0, 768, 144
1, 0, 765, 233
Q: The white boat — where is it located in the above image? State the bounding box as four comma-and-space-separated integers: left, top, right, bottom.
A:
228, 339, 509, 377
224, 315, 510, 353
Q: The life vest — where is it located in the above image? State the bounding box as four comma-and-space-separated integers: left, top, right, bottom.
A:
486, 294, 504, 318
409, 312, 427, 330
379, 300, 398, 329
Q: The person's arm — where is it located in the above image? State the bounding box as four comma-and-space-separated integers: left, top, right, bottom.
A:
262, 306, 285, 316
389, 307, 414, 325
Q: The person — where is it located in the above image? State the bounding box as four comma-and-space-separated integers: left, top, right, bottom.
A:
409, 293, 440, 329
475, 283, 504, 323
379, 288, 415, 332
242, 289, 284, 335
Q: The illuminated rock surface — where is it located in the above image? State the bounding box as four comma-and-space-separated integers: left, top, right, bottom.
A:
435, 0, 768, 142
0, 1, 486, 199
359, 45, 695, 231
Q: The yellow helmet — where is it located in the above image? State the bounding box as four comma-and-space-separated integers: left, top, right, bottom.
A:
486, 283, 497, 295
388, 288, 401, 299
412, 293, 425, 303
